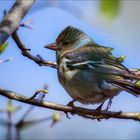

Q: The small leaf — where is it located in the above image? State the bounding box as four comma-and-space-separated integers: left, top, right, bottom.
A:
100, 0, 120, 19
53, 112, 60, 122
40, 89, 48, 94
7, 100, 14, 113
50, 112, 60, 127
7, 100, 21, 113
117, 55, 126, 63
0, 42, 8, 54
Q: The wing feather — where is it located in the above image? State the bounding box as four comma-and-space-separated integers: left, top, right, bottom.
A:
64, 43, 140, 96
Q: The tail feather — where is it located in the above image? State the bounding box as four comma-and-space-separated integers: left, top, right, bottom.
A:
109, 66, 140, 97
120, 73, 140, 80
95, 61, 140, 97
111, 79, 140, 97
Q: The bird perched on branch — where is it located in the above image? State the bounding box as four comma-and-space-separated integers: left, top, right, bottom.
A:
45, 26, 140, 111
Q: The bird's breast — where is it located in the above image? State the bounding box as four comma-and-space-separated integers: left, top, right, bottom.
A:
57, 57, 108, 104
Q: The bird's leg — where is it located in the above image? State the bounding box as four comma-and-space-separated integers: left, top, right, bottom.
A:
105, 98, 113, 111
67, 99, 77, 107
65, 99, 77, 119
95, 100, 106, 114
95, 100, 106, 122
105, 98, 122, 115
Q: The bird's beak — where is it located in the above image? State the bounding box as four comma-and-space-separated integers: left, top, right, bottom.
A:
44, 43, 58, 51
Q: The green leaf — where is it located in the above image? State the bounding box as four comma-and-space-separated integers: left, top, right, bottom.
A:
40, 89, 48, 94
53, 112, 60, 122
7, 100, 14, 113
117, 55, 126, 63
100, 0, 120, 19
0, 42, 8, 54
7, 100, 21, 113
50, 112, 60, 127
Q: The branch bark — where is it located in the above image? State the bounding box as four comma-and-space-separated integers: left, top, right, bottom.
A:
0, 0, 35, 46
0, 88, 140, 122
12, 31, 57, 68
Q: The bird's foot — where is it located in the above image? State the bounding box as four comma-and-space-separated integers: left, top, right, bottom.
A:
65, 99, 77, 119
95, 104, 103, 122
95, 101, 105, 114
95, 100, 106, 121
103, 98, 121, 114
95, 105, 103, 114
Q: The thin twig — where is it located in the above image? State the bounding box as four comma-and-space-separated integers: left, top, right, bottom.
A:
0, 88, 140, 122
12, 32, 57, 68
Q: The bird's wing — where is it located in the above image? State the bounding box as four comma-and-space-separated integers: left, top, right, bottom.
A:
65, 43, 128, 73
64, 43, 140, 96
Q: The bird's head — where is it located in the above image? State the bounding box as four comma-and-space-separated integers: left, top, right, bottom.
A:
44, 26, 92, 60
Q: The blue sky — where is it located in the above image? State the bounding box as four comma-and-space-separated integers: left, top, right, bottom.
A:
0, 1, 140, 139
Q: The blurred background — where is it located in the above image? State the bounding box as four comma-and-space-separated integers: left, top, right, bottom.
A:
0, 0, 140, 139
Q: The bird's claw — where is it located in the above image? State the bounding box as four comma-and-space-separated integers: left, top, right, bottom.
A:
64, 111, 76, 119
64, 112, 73, 119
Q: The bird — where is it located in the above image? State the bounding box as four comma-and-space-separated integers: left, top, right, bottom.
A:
45, 26, 140, 111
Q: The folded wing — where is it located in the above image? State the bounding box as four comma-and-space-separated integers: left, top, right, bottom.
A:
65, 43, 140, 96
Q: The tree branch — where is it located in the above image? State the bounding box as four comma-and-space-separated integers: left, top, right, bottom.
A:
0, 88, 140, 121
12, 31, 57, 68
0, 0, 35, 46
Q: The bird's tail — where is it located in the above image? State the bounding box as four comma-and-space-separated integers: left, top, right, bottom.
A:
98, 62, 140, 97
110, 70, 140, 97
111, 79, 140, 97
